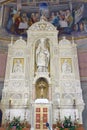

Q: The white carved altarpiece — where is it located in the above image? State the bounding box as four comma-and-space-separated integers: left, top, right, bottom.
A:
1, 19, 84, 128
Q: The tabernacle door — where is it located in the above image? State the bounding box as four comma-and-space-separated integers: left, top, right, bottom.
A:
35, 104, 49, 130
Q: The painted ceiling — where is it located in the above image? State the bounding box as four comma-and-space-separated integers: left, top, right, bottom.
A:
0, 0, 87, 52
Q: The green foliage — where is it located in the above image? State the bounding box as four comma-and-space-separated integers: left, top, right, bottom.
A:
57, 116, 77, 130
7, 117, 25, 130
63, 116, 72, 128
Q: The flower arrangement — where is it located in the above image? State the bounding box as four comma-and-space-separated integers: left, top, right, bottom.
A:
7, 117, 25, 130
56, 116, 78, 130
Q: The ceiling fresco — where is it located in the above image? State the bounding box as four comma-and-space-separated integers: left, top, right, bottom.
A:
0, 0, 87, 39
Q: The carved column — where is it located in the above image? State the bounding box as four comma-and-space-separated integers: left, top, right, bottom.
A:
32, 84, 35, 100
49, 85, 52, 101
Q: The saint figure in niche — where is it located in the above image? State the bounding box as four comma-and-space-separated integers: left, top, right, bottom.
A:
36, 38, 49, 72
13, 59, 23, 73
62, 59, 72, 73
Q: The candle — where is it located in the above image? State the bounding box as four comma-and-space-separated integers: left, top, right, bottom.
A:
9, 99, 12, 108
73, 99, 76, 107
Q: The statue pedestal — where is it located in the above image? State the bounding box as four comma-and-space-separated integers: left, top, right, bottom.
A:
35, 72, 49, 77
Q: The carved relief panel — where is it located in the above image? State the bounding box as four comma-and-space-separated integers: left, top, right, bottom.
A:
12, 58, 24, 73
61, 58, 72, 73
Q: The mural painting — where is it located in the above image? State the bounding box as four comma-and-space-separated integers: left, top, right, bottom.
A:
2, 2, 87, 37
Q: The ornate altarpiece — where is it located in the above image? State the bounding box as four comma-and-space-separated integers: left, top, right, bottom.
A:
1, 19, 84, 130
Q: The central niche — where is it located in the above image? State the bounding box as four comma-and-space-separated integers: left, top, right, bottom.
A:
35, 38, 50, 73
35, 78, 49, 99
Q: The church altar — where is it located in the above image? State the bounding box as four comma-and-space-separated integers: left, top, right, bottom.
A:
0, 18, 84, 130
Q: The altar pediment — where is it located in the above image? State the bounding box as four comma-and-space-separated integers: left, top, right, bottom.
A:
59, 36, 71, 45
28, 19, 57, 31
13, 37, 26, 47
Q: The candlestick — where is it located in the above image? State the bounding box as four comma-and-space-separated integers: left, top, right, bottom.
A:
73, 99, 77, 122
9, 99, 11, 108
8, 110, 10, 121
73, 99, 76, 108
58, 106, 61, 122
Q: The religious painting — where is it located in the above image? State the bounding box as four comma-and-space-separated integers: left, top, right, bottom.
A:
39, 2, 49, 18
12, 58, 24, 73
1, 1, 87, 37
61, 58, 72, 73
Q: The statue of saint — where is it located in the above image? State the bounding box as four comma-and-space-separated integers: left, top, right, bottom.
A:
36, 38, 49, 72
62, 59, 72, 73
13, 59, 23, 73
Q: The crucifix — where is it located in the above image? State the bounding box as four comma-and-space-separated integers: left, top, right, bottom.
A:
38, 81, 46, 98
73, 99, 77, 122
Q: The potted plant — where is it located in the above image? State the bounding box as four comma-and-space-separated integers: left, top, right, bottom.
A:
56, 116, 77, 130
7, 117, 25, 130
